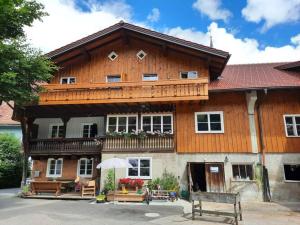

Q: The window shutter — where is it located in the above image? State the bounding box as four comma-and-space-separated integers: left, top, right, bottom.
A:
91, 123, 98, 137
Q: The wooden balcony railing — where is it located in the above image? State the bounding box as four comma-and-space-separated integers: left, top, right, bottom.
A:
28, 138, 103, 156
103, 135, 174, 152
39, 78, 208, 105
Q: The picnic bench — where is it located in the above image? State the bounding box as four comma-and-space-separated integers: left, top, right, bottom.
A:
31, 181, 62, 197
191, 192, 242, 225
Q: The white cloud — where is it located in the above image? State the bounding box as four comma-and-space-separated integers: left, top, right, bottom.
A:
24, 0, 136, 52
192, 0, 232, 21
166, 23, 300, 64
147, 8, 160, 22
242, 0, 300, 31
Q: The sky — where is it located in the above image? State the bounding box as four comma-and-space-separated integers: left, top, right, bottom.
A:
24, 0, 300, 64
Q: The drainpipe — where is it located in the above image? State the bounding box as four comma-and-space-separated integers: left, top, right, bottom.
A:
246, 91, 258, 153
256, 89, 271, 202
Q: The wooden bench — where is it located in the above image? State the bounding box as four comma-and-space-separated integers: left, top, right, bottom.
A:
191, 192, 242, 225
31, 181, 62, 197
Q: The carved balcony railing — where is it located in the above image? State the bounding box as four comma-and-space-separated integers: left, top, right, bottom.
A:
39, 78, 208, 105
28, 138, 103, 156
103, 135, 174, 152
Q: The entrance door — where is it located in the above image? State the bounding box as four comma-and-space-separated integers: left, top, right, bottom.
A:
205, 163, 225, 192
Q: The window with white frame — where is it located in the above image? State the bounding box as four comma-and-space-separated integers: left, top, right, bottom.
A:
143, 74, 158, 81
106, 75, 121, 83
49, 124, 64, 138
82, 123, 98, 138
180, 71, 198, 79
232, 164, 253, 180
127, 157, 151, 179
107, 115, 138, 133
78, 158, 93, 177
284, 115, 300, 137
195, 112, 224, 133
47, 158, 63, 177
60, 77, 76, 84
137, 50, 147, 60
141, 114, 173, 133
108, 51, 118, 61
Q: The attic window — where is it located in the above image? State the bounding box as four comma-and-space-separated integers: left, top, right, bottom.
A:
61, 77, 76, 84
108, 51, 118, 61
137, 50, 147, 60
180, 71, 198, 79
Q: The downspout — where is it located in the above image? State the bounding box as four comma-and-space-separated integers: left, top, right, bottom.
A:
256, 89, 271, 202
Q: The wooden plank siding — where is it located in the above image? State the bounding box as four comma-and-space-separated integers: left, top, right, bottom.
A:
259, 90, 300, 153
176, 92, 252, 153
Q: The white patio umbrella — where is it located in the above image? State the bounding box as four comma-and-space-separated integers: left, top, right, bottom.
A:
96, 157, 133, 202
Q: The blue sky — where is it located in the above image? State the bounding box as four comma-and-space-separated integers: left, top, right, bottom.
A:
25, 0, 300, 64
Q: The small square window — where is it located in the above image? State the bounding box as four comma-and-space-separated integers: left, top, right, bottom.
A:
143, 74, 158, 81
108, 51, 118, 61
232, 164, 253, 180
61, 77, 76, 84
107, 75, 121, 82
284, 115, 300, 137
284, 164, 300, 181
137, 50, 147, 60
195, 112, 224, 133
180, 71, 198, 79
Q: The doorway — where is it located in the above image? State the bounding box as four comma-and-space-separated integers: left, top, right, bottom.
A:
187, 162, 225, 193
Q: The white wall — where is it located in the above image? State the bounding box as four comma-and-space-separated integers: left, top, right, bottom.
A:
34, 117, 105, 138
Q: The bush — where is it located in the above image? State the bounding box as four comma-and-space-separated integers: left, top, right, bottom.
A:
103, 169, 115, 193
159, 170, 179, 191
0, 133, 23, 188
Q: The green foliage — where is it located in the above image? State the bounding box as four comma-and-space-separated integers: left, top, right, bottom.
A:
22, 184, 29, 193
0, 133, 23, 188
159, 170, 179, 191
0, 0, 47, 40
103, 169, 115, 192
147, 178, 161, 190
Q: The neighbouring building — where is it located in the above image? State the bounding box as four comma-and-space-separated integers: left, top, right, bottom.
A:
18, 22, 300, 201
0, 102, 22, 139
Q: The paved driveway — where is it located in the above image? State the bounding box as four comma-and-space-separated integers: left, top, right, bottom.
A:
0, 189, 299, 225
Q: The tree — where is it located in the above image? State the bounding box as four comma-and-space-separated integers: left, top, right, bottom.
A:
0, 0, 56, 187
0, 133, 23, 188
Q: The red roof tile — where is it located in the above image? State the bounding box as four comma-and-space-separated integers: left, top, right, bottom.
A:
0, 102, 19, 125
209, 62, 300, 91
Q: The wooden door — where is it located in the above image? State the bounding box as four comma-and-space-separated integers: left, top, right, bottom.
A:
205, 163, 225, 193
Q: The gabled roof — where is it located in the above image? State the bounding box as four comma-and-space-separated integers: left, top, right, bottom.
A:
0, 102, 20, 126
209, 62, 300, 91
46, 21, 230, 79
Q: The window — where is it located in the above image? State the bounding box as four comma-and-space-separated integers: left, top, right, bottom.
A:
143, 74, 158, 81
60, 77, 76, 84
195, 112, 224, 133
107, 115, 138, 133
47, 158, 63, 177
108, 51, 118, 61
284, 115, 300, 137
232, 164, 253, 180
49, 124, 64, 138
78, 158, 93, 177
180, 71, 198, 79
141, 114, 173, 133
82, 123, 98, 138
284, 164, 300, 181
137, 50, 147, 60
127, 157, 151, 179
107, 75, 121, 83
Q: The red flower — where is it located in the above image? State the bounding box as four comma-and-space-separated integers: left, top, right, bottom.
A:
119, 178, 131, 185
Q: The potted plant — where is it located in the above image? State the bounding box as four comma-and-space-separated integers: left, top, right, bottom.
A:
129, 178, 144, 192
119, 178, 130, 193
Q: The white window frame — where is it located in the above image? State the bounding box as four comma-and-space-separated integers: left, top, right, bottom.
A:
180, 71, 198, 79
283, 163, 300, 183
142, 74, 158, 81
231, 163, 254, 181
60, 77, 76, 84
108, 51, 118, 61
137, 50, 147, 60
141, 113, 173, 134
81, 123, 93, 138
106, 74, 121, 83
77, 158, 93, 178
126, 157, 152, 179
283, 114, 300, 137
46, 158, 63, 178
195, 111, 224, 134
48, 123, 64, 138
106, 114, 138, 133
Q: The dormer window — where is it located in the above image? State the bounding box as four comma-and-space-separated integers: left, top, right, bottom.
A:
107, 75, 121, 83
143, 74, 158, 81
108, 51, 118, 61
180, 71, 198, 79
60, 77, 76, 84
137, 50, 147, 60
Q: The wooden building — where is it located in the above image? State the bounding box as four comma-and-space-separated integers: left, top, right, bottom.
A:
23, 22, 300, 201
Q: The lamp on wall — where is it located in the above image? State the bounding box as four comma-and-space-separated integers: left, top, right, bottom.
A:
224, 156, 229, 164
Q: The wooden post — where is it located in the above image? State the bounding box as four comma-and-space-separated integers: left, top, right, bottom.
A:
238, 201, 242, 221
61, 117, 70, 138
199, 200, 202, 216
234, 203, 238, 225
192, 200, 195, 220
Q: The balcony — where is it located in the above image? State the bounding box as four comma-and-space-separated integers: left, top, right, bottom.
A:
39, 78, 208, 105
28, 138, 103, 156
28, 135, 175, 156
